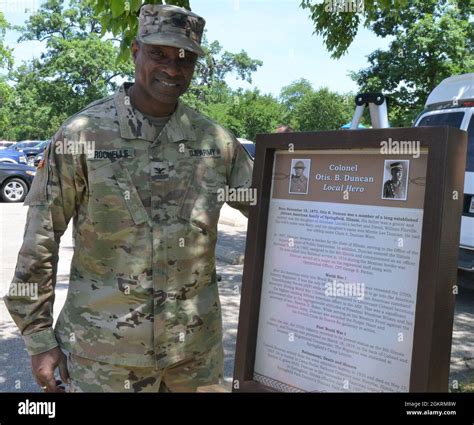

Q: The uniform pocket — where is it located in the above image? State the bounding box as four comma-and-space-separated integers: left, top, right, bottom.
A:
110, 161, 150, 226
178, 161, 223, 232
88, 160, 150, 227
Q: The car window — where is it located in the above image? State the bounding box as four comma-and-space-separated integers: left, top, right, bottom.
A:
417, 112, 464, 128
241, 142, 255, 158
418, 112, 470, 170
467, 116, 474, 172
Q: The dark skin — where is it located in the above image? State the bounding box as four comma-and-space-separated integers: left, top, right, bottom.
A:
31, 41, 199, 393
129, 40, 198, 117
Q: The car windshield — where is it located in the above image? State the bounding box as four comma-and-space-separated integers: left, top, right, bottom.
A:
467, 117, 474, 172
17, 141, 41, 148
241, 142, 255, 158
418, 112, 471, 170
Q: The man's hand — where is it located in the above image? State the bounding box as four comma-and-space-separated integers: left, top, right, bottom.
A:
31, 347, 70, 392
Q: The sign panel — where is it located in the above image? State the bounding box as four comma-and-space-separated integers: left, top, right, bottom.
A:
233, 128, 467, 392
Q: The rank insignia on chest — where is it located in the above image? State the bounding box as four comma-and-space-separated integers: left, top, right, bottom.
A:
151, 161, 170, 181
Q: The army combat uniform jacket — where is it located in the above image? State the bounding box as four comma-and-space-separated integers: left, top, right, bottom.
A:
4, 82, 254, 368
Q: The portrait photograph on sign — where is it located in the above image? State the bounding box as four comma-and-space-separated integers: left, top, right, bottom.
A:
381, 160, 410, 201
288, 158, 311, 195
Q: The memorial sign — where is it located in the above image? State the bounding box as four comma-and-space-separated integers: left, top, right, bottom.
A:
233, 127, 467, 392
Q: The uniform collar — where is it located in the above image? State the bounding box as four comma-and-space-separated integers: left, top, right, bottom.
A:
114, 82, 196, 143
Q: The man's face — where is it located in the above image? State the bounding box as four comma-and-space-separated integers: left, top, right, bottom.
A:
391, 168, 402, 182
131, 41, 197, 105
295, 167, 304, 177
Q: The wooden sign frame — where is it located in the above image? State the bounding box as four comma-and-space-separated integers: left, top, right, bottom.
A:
233, 127, 467, 393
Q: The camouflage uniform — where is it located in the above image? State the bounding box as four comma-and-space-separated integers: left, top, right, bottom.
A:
4, 81, 253, 390
67, 342, 223, 392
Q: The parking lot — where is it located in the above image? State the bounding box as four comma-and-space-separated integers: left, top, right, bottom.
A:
0, 201, 473, 392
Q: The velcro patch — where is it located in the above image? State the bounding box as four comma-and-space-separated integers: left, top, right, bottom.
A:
89, 149, 135, 160
151, 161, 169, 181
188, 148, 221, 158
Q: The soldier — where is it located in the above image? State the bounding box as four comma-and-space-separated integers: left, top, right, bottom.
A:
383, 162, 405, 199
4, 4, 253, 392
289, 160, 308, 193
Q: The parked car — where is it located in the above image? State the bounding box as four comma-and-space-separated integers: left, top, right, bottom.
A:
0, 141, 15, 148
413, 73, 474, 271
0, 148, 27, 165
13, 140, 49, 166
0, 163, 36, 202
12, 140, 43, 150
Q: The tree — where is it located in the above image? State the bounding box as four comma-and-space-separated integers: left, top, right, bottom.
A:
292, 87, 353, 131
300, 0, 472, 59
1, 0, 134, 140
0, 11, 13, 70
279, 79, 314, 125
206, 89, 284, 141
350, 1, 474, 126
183, 35, 262, 110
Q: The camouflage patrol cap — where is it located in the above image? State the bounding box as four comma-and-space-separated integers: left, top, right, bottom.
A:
138, 4, 206, 57
294, 161, 306, 169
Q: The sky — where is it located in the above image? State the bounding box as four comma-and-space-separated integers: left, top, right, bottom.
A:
2, 0, 392, 97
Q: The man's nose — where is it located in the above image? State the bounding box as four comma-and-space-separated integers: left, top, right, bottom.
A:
160, 60, 181, 77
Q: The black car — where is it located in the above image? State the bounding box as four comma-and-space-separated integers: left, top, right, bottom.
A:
0, 163, 36, 202
13, 140, 49, 166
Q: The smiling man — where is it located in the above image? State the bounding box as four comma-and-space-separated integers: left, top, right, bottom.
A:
4, 4, 253, 392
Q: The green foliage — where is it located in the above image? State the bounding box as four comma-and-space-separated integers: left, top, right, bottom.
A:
302, 0, 473, 125
183, 33, 263, 110
0, 1, 358, 141
300, 0, 472, 59
349, 0, 474, 126
0, 11, 13, 70
212, 89, 285, 141
279, 78, 314, 125
1, 0, 134, 140
92, 0, 190, 62
291, 87, 354, 131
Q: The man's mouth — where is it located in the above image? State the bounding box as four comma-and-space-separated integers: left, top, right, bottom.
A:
155, 79, 179, 88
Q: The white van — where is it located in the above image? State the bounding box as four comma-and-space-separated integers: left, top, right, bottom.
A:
414, 73, 474, 271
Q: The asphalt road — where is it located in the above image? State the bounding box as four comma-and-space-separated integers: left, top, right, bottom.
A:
1, 202, 473, 392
